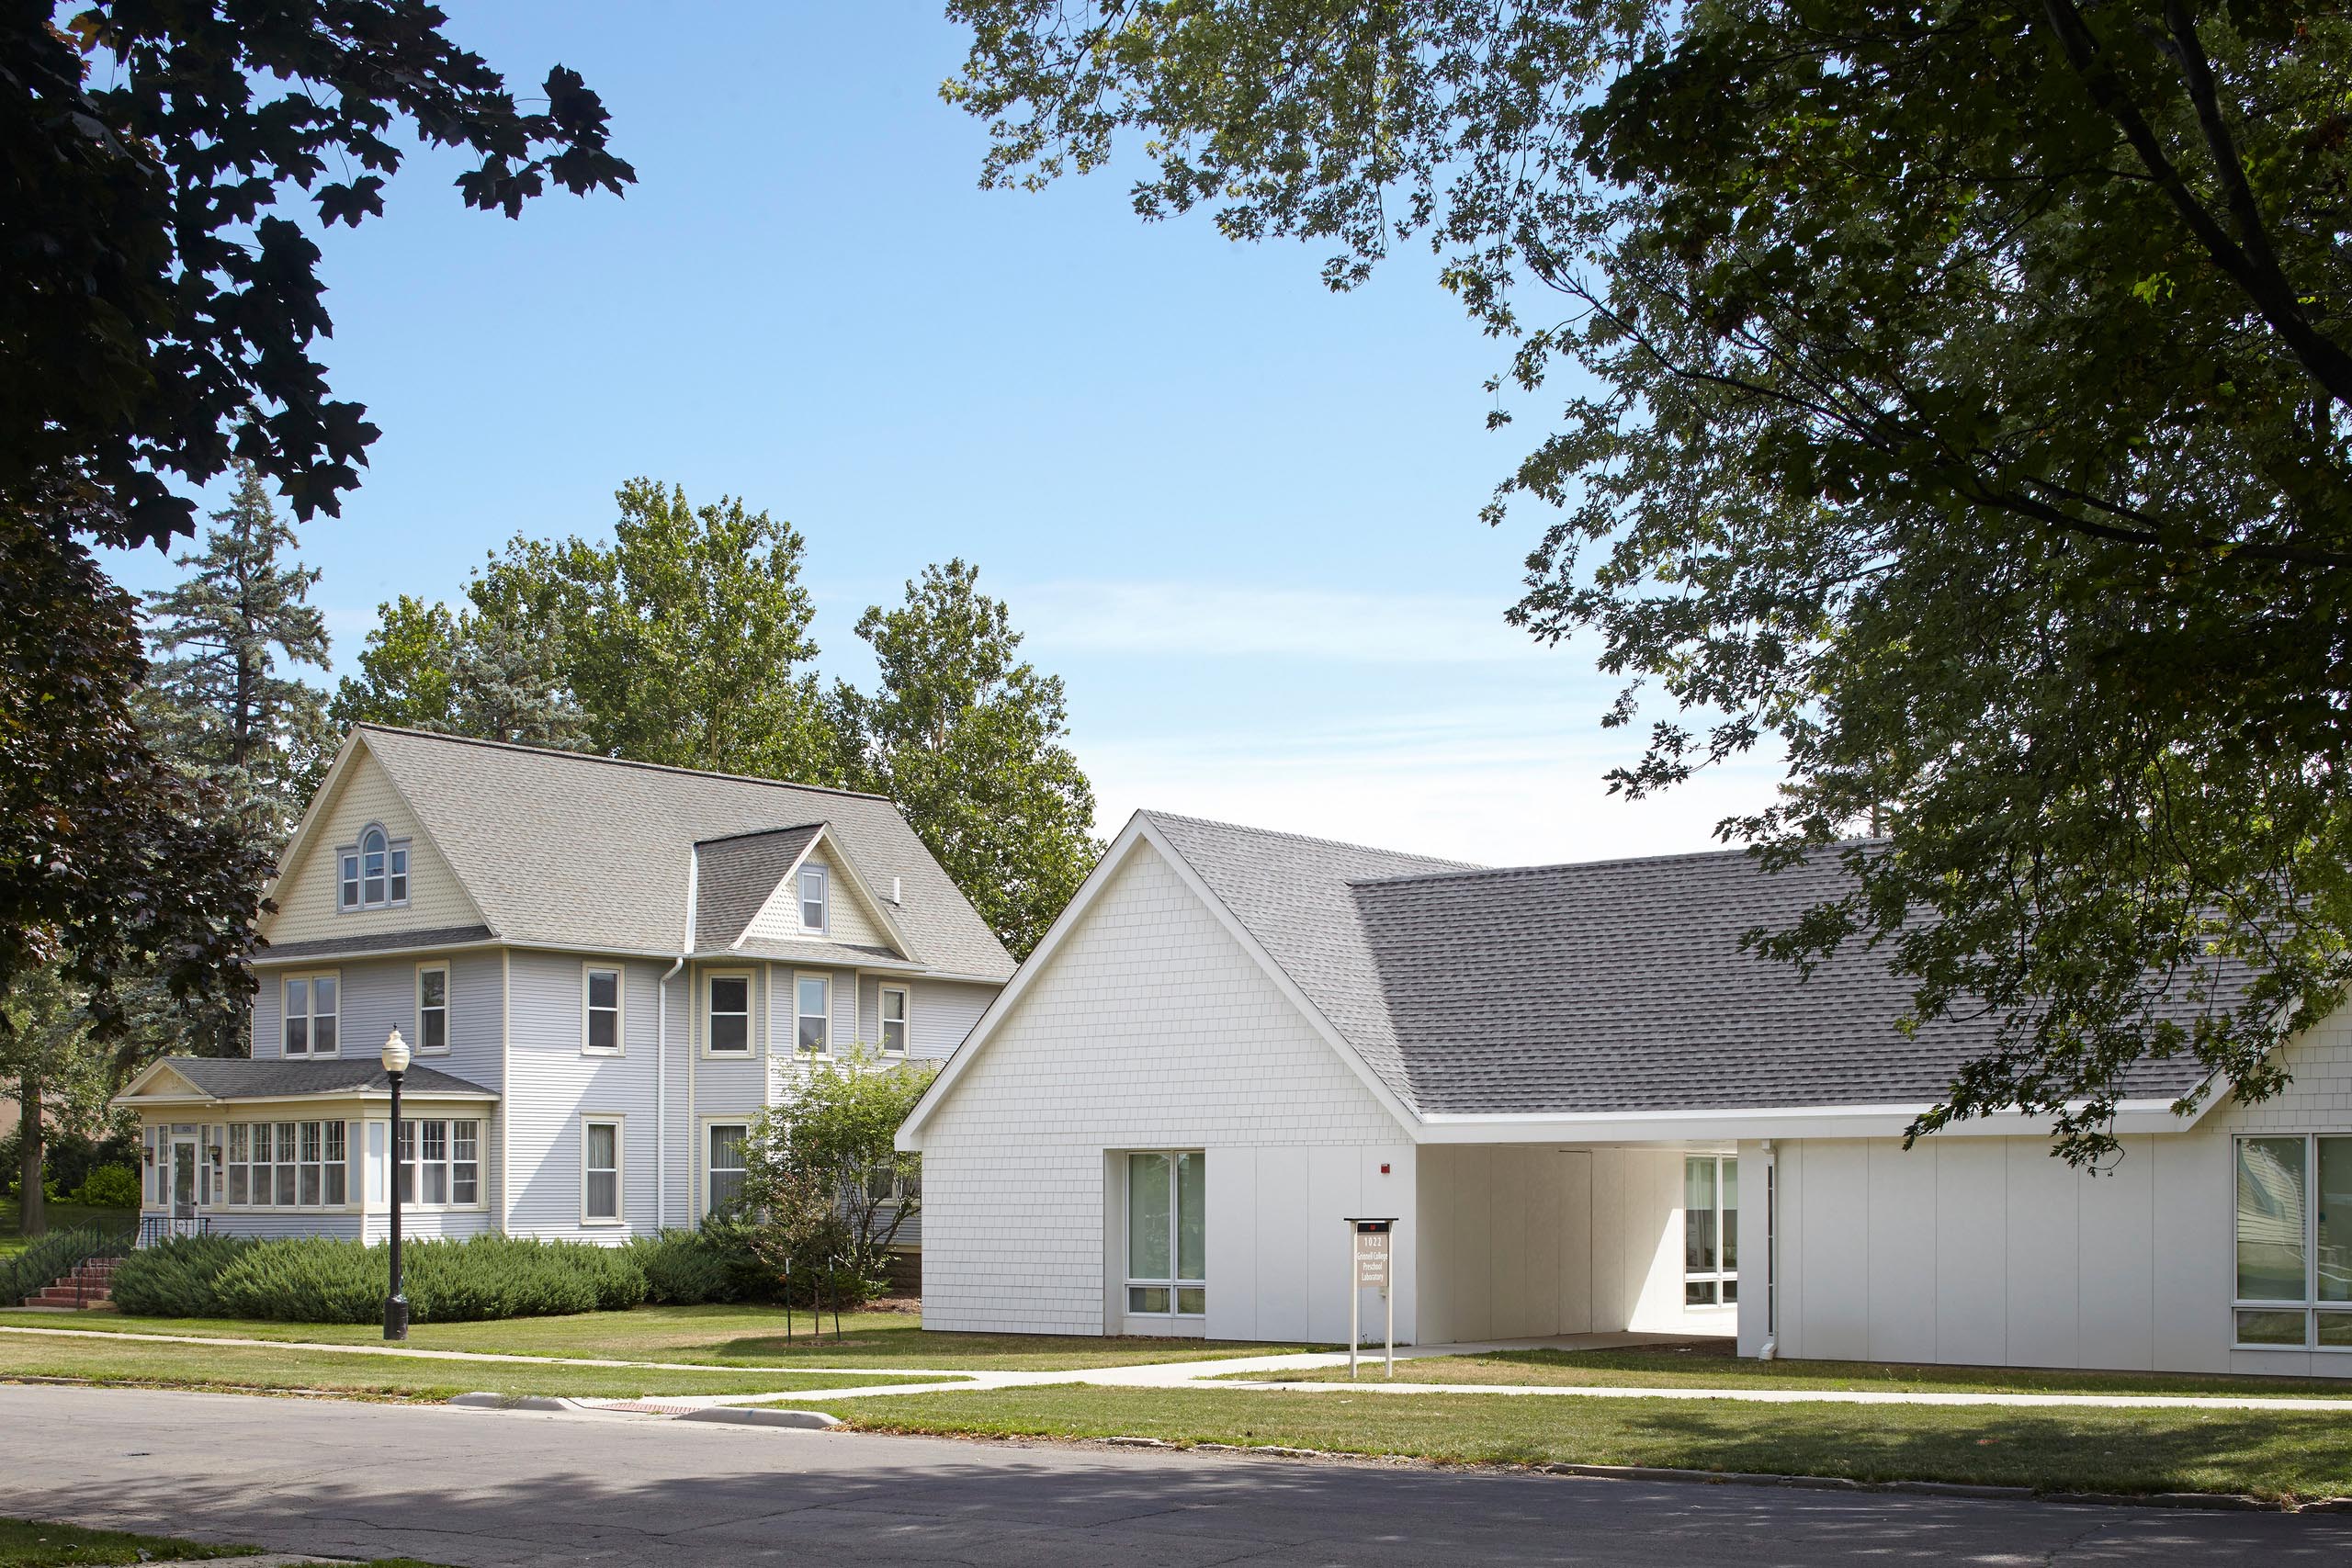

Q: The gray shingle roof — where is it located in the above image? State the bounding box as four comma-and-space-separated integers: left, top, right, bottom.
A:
352, 727, 1014, 981
1144, 813, 2232, 1116
695, 826, 824, 949
260, 924, 494, 963
144, 1058, 496, 1100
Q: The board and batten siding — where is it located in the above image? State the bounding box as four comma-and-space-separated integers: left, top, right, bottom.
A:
918, 839, 1415, 1341
265, 748, 481, 942
1746, 1014, 2352, 1376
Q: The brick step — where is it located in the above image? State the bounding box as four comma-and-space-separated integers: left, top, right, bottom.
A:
25, 1288, 110, 1307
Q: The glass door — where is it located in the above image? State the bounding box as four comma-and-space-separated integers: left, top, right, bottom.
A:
170, 1139, 198, 1222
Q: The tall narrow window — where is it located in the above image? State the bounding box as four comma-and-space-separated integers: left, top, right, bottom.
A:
299, 1121, 323, 1207
584, 967, 621, 1054
1684, 1155, 1737, 1306
707, 1122, 748, 1214
451, 1120, 480, 1205
339, 852, 360, 910
274, 1122, 298, 1206
2233, 1134, 2351, 1348
1125, 1151, 1206, 1319
362, 826, 388, 906
796, 976, 829, 1055
323, 1122, 347, 1206
227, 1124, 250, 1205
798, 865, 827, 931
878, 987, 909, 1055
418, 965, 448, 1054
285, 977, 310, 1055
707, 975, 751, 1054
388, 842, 410, 904
584, 1120, 621, 1223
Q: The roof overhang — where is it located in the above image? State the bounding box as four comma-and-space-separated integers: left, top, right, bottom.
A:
1413, 1095, 2217, 1145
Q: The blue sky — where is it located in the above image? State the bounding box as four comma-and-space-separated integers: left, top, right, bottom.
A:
101, 2, 1779, 866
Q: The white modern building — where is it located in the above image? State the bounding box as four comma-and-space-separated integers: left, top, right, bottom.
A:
116, 726, 1015, 1260
899, 811, 2352, 1375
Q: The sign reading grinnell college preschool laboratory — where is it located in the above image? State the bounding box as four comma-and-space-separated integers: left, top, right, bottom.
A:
1347, 1217, 1397, 1380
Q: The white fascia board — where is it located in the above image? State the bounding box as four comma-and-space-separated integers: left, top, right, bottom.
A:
111, 1089, 500, 1112
1416, 1097, 2205, 1145
896, 813, 1427, 1152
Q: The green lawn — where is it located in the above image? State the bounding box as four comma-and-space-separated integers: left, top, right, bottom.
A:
0, 1303, 1311, 1370
0, 1202, 136, 1260
0, 1333, 957, 1400
0, 1517, 255, 1567
0, 1517, 446, 1568
1242, 1342, 2352, 1400
804, 1383, 2352, 1502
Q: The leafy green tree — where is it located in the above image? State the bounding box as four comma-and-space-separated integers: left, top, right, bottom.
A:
333, 597, 586, 750
837, 561, 1098, 957
478, 480, 840, 778
4, 4, 629, 1106
141, 463, 334, 840
741, 1052, 938, 1311
946, 1, 2352, 1159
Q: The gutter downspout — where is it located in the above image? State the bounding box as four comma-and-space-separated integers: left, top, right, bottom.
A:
1757, 1138, 1778, 1360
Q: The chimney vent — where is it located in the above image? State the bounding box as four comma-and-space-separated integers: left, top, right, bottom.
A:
890, 875, 902, 905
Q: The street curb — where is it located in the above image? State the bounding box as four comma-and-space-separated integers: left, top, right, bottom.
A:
1534, 1461, 2341, 1514
447, 1391, 571, 1412
676, 1406, 842, 1430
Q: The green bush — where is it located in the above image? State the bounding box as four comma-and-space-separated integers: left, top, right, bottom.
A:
627, 1228, 742, 1305
114, 1232, 647, 1323
70, 1164, 141, 1209
109, 1235, 257, 1316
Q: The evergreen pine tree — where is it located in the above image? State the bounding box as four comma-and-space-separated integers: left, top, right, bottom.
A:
142, 463, 334, 841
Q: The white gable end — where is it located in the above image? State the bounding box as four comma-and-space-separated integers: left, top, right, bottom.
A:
914, 838, 1411, 1335
262, 744, 483, 945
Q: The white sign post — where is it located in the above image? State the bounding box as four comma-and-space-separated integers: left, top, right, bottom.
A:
1346, 1217, 1396, 1380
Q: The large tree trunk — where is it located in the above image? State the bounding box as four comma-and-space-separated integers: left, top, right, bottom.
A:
16, 1079, 43, 1238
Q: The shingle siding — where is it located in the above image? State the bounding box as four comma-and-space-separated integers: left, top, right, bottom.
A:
920, 840, 1409, 1337
265, 750, 482, 943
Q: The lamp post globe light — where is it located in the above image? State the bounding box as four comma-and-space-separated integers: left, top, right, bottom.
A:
380, 1029, 411, 1341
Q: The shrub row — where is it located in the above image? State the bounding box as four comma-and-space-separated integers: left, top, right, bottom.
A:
112, 1233, 651, 1324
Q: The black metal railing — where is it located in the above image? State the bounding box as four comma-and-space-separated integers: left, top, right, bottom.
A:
0, 1221, 135, 1308
136, 1214, 212, 1248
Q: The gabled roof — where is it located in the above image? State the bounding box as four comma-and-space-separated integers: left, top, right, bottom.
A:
118, 1057, 497, 1104
904, 810, 2243, 1145
694, 826, 826, 948
295, 727, 1012, 981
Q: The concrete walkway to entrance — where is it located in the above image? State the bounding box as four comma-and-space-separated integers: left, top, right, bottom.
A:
10, 1322, 2351, 1415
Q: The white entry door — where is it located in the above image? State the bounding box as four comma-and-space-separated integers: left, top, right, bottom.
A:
168, 1136, 200, 1226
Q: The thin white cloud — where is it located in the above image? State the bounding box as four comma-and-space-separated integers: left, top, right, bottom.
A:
1010, 580, 1544, 664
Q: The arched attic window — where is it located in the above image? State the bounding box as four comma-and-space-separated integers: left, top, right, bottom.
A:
337, 823, 412, 911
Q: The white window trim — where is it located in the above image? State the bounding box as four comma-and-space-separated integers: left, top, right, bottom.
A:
220, 1117, 357, 1213
334, 820, 413, 912
395, 1113, 487, 1212
1683, 1154, 1738, 1310
797, 863, 829, 934
281, 971, 341, 1059
876, 983, 910, 1056
702, 967, 758, 1058
414, 962, 451, 1056
794, 971, 831, 1057
582, 962, 625, 1056
1124, 1149, 1207, 1321
701, 1116, 752, 1222
581, 1114, 626, 1227
2231, 1132, 2352, 1352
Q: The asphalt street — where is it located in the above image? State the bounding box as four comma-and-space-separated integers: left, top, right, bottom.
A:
2, 1384, 2346, 1565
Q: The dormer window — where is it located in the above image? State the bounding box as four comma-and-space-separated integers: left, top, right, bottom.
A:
798, 865, 828, 932
337, 824, 411, 911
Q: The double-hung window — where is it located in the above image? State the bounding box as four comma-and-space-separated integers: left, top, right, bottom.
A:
798, 865, 828, 931
2234, 1134, 2352, 1348
1684, 1155, 1738, 1306
1125, 1151, 1206, 1320
707, 974, 752, 1055
878, 986, 909, 1055
707, 1122, 749, 1215
796, 975, 830, 1055
397, 1118, 481, 1207
583, 966, 622, 1054
583, 1119, 622, 1224
337, 825, 410, 911
417, 964, 448, 1054
283, 975, 338, 1057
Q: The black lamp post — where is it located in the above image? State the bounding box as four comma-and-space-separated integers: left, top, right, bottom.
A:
381, 1028, 411, 1341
